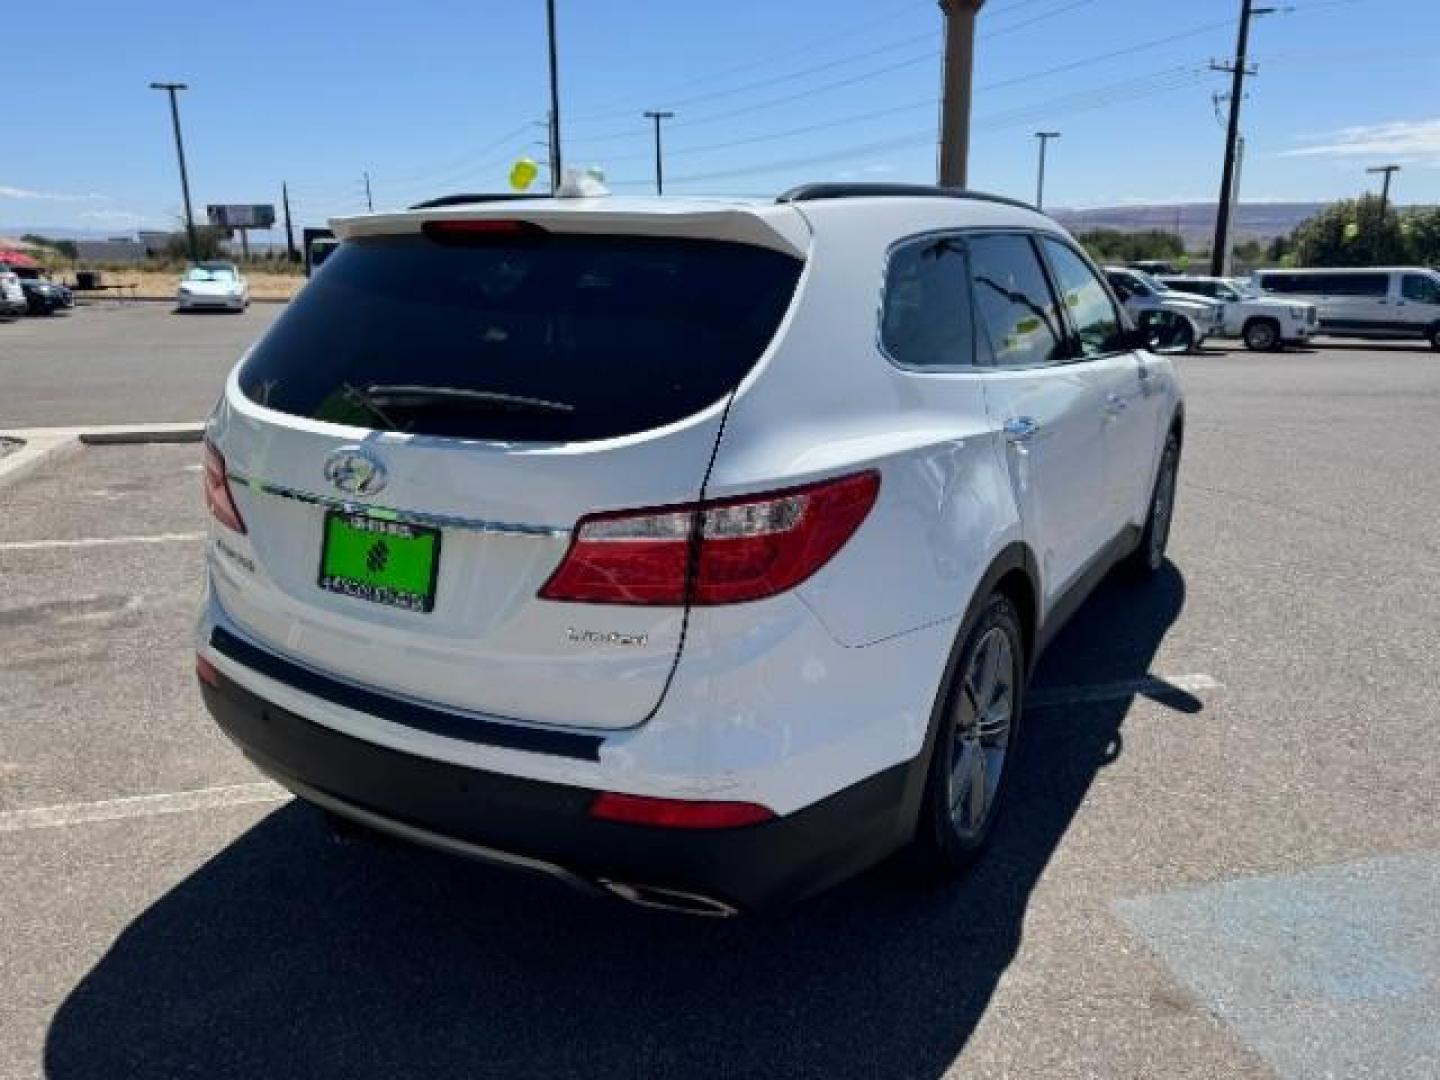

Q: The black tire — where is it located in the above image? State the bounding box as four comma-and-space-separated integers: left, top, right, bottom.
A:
1243, 318, 1281, 352
911, 593, 1026, 877
1122, 431, 1180, 578
1171, 318, 1197, 354
1428, 324, 1440, 352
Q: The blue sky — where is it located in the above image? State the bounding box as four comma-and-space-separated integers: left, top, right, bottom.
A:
4, 0, 1437, 236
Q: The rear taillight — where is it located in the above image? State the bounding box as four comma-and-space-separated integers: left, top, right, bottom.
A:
590, 792, 774, 829
196, 654, 220, 688
539, 470, 879, 606
202, 440, 247, 534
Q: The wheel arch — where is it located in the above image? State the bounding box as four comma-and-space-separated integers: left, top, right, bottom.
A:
893, 541, 1041, 842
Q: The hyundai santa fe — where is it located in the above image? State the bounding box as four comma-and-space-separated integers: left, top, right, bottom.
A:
196, 182, 1184, 915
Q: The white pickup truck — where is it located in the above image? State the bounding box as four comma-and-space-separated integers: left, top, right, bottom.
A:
1160, 275, 1317, 351
1104, 266, 1225, 352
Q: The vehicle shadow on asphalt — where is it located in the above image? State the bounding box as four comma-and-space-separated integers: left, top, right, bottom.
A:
44, 565, 1189, 1080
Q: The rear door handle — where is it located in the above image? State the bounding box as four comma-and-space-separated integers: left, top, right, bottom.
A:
1003, 416, 1040, 444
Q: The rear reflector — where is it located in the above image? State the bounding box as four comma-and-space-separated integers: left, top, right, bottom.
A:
421, 219, 548, 245
202, 440, 246, 534
590, 792, 774, 829
539, 470, 879, 606
196, 654, 220, 688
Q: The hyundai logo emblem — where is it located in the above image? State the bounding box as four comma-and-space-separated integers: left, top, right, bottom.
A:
323, 447, 387, 497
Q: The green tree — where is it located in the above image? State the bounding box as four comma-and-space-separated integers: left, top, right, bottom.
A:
1399, 206, 1440, 266
19, 234, 78, 260
164, 220, 227, 262
1288, 195, 1406, 266
1076, 228, 1185, 264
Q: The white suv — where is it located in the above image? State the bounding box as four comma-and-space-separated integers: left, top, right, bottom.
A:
196, 183, 1184, 914
1159, 275, 1316, 350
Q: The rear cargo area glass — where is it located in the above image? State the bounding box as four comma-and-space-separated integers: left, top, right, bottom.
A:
238, 232, 803, 442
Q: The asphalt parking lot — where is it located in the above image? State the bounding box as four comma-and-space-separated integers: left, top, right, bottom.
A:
0, 302, 282, 429
2, 307, 1438, 1078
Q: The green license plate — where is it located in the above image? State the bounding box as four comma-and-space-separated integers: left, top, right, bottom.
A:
317, 511, 441, 613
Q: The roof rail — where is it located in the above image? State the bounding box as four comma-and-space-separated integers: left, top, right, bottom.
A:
407, 193, 545, 210
775, 182, 1039, 213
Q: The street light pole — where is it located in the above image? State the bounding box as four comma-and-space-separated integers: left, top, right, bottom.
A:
1367, 164, 1400, 218
1034, 131, 1060, 210
937, 0, 986, 188
643, 111, 674, 195
149, 81, 198, 263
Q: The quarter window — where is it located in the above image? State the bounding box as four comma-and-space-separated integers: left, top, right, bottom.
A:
880, 236, 975, 368
1041, 239, 1125, 356
1402, 274, 1440, 305
968, 234, 1067, 368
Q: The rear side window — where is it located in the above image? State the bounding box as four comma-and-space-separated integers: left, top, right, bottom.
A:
238, 232, 803, 442
1402, 274, 1440, 304
881, 236, 974, 368
1040, 238, 1125, 357
968, 234, 1067, 368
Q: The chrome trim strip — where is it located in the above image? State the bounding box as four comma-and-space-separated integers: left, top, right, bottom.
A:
227, 473, 570, 538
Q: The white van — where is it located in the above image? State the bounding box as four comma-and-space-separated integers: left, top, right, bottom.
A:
1253, 268, 1440, 350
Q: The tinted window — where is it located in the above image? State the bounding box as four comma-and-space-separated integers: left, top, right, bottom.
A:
1258, 273, 1298, 294
1278, 273, 1388, 297
1402, 274, 1440, 304
238, 233, 802, 442
968, 235, 1067, 368
1163, 278, 1217, 298
1041, 239, 1125, 356
881, 236, 974, 368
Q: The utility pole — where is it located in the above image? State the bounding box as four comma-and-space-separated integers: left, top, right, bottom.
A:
937, 0, 986, 188
149, 81, 198, 263
1033, 131, 1060, 210
282, 182, 297, 262
1221, 136, 1246, 276
363, 171, 373, 212
643, 110, 675, 195
546, 0, 563, 191
1210, 0, 1274, 276
1367, 164, 1401, 217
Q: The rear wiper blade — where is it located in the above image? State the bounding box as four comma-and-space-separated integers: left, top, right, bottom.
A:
363, 385, 575, 414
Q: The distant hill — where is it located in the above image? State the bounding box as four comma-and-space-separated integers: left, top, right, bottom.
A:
1051, 202, 1328, 249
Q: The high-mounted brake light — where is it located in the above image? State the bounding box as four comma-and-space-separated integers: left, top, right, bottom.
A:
539, 470, 879, 606
590, 792, 775, 829
202, 440, 247, 534
421, 219, 548, 245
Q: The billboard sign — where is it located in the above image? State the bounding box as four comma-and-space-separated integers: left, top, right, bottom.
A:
207, 204, 276, 229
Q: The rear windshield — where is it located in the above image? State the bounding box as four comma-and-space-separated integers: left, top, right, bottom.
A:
237, 231, 803, 442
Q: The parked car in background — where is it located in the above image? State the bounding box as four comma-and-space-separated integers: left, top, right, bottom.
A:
176, 264, 250, 312
196, 183, 1184, 914
12, 265, 72, 315
1130, 259, 1179, 276
1253, 267, 1440, 350
1105, 266, 1223, 352
1159, 274, 1316, 350
0, 264, 27, 320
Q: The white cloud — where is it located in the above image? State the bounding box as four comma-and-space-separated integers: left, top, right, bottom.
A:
1281, 118, 1440, 163
0, 184, 109, 202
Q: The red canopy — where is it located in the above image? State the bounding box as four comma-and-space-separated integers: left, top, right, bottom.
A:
0, 249, 40, 268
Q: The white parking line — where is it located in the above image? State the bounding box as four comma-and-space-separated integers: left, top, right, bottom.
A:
0, 532, 205, 552
1029, 673, 1223, 708
0, 782, 289, 834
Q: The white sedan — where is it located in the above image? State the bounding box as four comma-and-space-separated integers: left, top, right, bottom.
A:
176, 264, 249, 312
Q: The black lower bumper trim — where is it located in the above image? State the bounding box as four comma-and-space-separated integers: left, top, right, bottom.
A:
209, 625, 604, 761
201, 666, 919, 911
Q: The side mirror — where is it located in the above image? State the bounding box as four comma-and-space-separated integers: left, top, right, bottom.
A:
1120, 326, 1154, 352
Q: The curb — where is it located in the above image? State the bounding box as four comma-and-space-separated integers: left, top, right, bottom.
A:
0, 422, 205, 488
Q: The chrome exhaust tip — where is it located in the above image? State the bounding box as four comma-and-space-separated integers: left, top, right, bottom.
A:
599, 880, 739, 918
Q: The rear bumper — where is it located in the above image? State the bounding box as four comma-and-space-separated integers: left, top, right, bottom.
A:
201, 665, 918, 912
